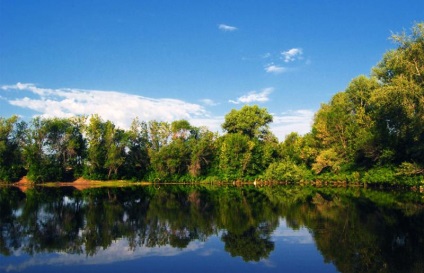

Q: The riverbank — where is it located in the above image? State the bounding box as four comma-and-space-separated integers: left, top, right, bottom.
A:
1, 176, 423, 193
0, 176, 150, 191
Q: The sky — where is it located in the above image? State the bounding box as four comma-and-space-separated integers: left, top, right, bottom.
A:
1, 0, 423, 140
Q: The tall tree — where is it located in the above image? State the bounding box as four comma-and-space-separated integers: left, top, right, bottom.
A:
0, 116, 26, 182
22, 117, 86, 182
150, 138, 191, 180
311, 75, 380, 172
218, 133, 264, 180
124, 118, 150, 180
84, 115, 108, 179
171, 119, 192, 140
370, 23, 424, 164
43, 117, 86, 180
147, 121, 171, 152
222, 105, 273, 139
104, 121, 127, 179
188, 127, 217, 177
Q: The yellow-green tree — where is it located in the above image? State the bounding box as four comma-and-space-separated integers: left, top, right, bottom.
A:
371, 23, 424, 164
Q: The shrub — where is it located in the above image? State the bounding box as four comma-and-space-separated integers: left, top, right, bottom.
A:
362, 167, 396, 185
263, 160, 312, 183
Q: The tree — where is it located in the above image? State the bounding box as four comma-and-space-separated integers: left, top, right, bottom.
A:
147, 121, 171, 152
43, 117, 86, 180
124, 118, 150, 180
312, 148, 342, 174
104, 121, 127, 179
222, 105, 273, 139
311, 75, 380, 170
280, 132, 303, 164
150, 138, 191, 180
370, 23, 424, 164
84, 115, 108, 179
188, 128, 217, 177
218, 133, 263, 180
0, 116, 26, 182
171, 120, 192, 140
373, 23, 424, 87
21, 117, 86, 182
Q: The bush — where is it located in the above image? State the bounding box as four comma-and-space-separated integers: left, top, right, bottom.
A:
362, 167, 396, 185
263, 160, 313, 183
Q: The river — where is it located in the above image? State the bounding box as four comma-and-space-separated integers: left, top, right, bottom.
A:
0, 185, 423, 272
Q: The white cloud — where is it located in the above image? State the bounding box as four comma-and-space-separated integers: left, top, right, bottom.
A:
271, 109, 314, 140
218, 24, 238, 32
265, 64, 286, 74
1, 83, 314, 141
281, 48, 303, 63
2, 83, 208, 129
229, 88, 273, 104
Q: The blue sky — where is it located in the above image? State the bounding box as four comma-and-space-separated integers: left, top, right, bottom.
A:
1, 1, 423, 139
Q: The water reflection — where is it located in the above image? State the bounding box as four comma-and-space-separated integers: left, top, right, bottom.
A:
1, 186, 423, 272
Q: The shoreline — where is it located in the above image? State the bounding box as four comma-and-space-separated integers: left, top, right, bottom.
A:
1, 177, 423, 193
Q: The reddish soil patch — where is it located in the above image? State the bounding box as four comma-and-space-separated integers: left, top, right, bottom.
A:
13, 176, 33, 192
72, 177, 92, 184
16, 176, 30, 184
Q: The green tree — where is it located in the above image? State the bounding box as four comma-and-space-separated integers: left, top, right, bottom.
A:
22, 117, 86, 182
150, 138, 191, 180
188, 128, 217, 177
124, 118, 150, 180
147, 121, 171, 152
43, 117, 86, 180
104, 121, 127, 179
84, 115, 108, 179
222, 105, 273, 139
218, 133, 263, 180
171, 119, 192, 140
311, 75, 379, 172
370, 24, 424, 164
0, 116, 26, 182
23, 117, 66, 182
280, 132, 303, 164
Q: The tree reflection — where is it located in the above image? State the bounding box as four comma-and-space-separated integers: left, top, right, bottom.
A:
0, 185, 423, 271
222, 225, 275, 262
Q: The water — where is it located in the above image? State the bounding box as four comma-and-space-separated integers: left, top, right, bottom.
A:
0, 185, 423, 273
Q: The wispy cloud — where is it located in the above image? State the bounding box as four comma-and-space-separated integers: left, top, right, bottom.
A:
262, 52, 271, 59
229, 88, 273, 104
265, 64, 286, 74
200, 98, 218, 106
281, 48, 303, 63
2, 83, 209, 130
218, 24, 237, 32
271, 109, 314, 140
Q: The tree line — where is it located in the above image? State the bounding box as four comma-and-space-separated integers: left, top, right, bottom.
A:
0, 23, 423, 185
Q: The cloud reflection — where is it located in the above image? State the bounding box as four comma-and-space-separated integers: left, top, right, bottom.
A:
3, 239, 205, 272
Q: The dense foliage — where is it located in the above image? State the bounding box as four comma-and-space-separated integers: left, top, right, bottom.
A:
0, 23, 423, 185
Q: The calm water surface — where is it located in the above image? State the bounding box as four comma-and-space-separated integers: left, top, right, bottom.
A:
0, 185, 423, 273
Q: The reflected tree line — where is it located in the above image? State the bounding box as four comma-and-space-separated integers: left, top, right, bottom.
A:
1, 186, 423, 272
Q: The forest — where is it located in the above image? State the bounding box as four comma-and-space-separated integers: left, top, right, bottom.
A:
0, 23, 423, 186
